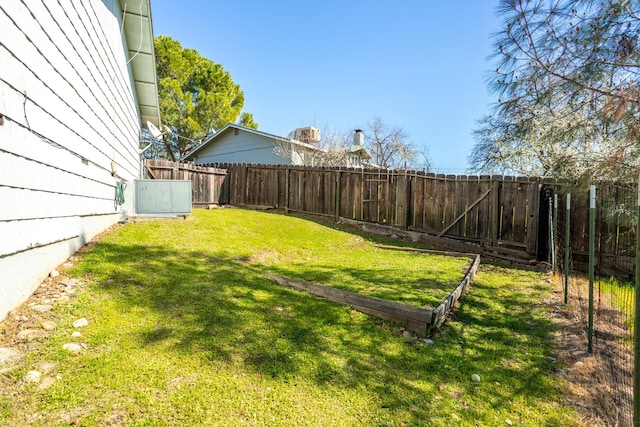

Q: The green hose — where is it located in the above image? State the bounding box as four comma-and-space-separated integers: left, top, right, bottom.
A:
114, 180, 127, 210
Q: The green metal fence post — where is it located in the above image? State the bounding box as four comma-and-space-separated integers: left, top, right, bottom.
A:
552, 194, 558, 273
588, 185, 595, 354
634, 177, 640, 426
564, 193, 570, 305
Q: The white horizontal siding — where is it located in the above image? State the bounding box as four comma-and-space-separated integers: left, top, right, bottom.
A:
0, 217, 81, 257
0, 213, 124, 257
0, 213, 117, 321
0, 187, 115, 221
0, 1, 140, 178
0, 120, 118, 187
0, 0, 146, 321
0, 36, 139, 179
1, 151, 114, 201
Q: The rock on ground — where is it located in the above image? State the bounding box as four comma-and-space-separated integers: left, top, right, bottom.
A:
62, 343, 82, 354
24, 370, 41, 383
72, 318, 89, 328
41, 321, 57, 331
32, 305, 53, 313
17, 329, 47, 340
0, 347, 21, 365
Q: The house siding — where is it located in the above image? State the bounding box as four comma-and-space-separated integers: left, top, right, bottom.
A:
0, 1, 143, 321
192, 129, 292, 165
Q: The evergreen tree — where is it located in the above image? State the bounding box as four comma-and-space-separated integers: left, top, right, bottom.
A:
154, 35, 256, 159
470, 0, 639, 180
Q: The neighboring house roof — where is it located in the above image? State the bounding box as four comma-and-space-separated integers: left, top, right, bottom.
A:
182, 123, 324, 161
348, 144, 372, 160
120, 0, 161, 127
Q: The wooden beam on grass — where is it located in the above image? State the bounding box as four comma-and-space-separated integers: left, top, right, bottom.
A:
265, 273, 432, 335
374, 244, 477, 259
431, 254, 481, 327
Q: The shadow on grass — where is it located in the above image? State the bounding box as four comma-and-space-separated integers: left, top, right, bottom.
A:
71, 236, 567, 424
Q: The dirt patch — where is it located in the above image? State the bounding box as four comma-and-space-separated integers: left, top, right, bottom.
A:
249, 248, 281, 265
546, 274, 633, 427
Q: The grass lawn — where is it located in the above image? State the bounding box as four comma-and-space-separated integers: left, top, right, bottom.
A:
0, 209, 581, 426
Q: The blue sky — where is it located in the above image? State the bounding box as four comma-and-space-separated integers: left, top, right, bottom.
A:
150, 1, 503, 172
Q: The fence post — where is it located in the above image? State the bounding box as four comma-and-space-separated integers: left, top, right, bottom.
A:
549, 196, 554, 272
490, 177, 500, 246
588, 184, 596, 354
634, 176, 640, 426
172, 161, 179, 179
285, 167, 290, 213
406, 171, 413, 230
360, 168, 365, 221
564, 193, 571, 305
552, 193, 558, 273
335, 169, 341, 221
244, 165, 250, 204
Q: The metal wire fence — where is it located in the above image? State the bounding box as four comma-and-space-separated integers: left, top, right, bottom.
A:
554, 182, 637, 426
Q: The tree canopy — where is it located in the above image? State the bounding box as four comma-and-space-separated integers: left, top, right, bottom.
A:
154, 35, 256, 160
311, 118, 429, 170
365, 117, 417, 169
470, 0, 639, 181
238, 112, 258, 129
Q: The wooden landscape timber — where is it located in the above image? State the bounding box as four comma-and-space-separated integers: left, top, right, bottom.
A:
265, 247, 481, 335
265, 273, 434, 335
343, 217, 537, 265
374, 245, 481, 327
431, 254, 481, 327
373, 244, 477, 259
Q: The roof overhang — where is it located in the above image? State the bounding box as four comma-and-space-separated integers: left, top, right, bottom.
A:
348, 144, 372, 160
120, 0, 161, 128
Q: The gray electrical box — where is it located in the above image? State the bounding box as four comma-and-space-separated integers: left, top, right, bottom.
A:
135, 179, 192, 216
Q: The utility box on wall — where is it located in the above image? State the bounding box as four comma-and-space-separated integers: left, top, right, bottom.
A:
135, 180, 192, 216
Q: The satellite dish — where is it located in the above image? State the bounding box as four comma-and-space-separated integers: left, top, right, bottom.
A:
146, 121, 163, 140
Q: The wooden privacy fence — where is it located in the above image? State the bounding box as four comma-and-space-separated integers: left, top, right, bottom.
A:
213, 163, 545, 259
145, 159, 228, 206
147, 160, 637, 276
